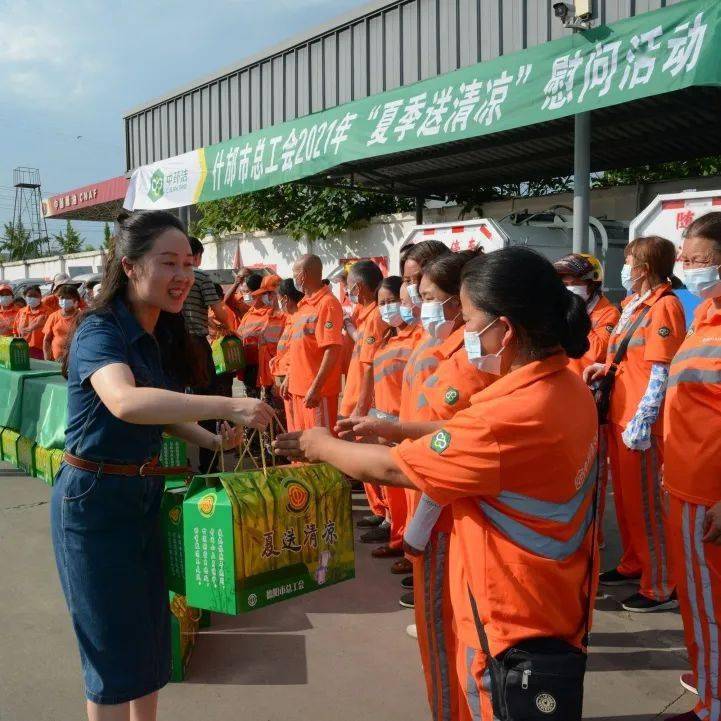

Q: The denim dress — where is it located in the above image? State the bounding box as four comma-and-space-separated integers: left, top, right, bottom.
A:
50, 298, 171, 705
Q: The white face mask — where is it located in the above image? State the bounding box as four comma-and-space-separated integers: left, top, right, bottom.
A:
684, 265, 721, 299
420, 297, 457, 339
59, 298, 76, 312
567, 285, 590, 301
464, 319, 503, 375
621, 264, 640, 293
407, 283, 422, 307
293, 274, 304, 294
0, 296, 13, 308
379, 302, 404, 328
26, 297, 41, 309
243, 293, 254, 304
261, 294, 273, 307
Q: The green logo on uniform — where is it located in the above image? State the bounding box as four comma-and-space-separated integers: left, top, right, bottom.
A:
430, 430, 451, 454
444, 388, 459, 405
148, 169, 165, 202
658, 326, 671, 338
605, 324, 615, 333
366, 336, 376, 344
325, 321, 333, 329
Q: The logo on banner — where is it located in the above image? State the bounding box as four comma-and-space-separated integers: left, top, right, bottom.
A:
149, 169, 165, 202
284, 478, 311, 514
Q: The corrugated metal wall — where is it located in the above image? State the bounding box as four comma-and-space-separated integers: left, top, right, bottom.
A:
124, 0, 684, 171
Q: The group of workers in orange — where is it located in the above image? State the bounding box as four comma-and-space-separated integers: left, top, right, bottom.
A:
261, 214, 721, 721
0, 273, 95, 361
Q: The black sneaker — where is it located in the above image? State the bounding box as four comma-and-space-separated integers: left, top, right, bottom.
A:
356, 515, 383, 528
399, 592, 415, 609
621, 592, 679, 613
360, 524, 390, 543
599, 569, 641, 586
401, 575, 414, 590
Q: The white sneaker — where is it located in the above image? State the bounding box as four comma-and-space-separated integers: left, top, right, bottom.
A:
406, 624, 418, 639
680, 672, 698, 695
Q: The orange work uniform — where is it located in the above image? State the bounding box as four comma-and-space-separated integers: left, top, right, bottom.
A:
568, 295, 620, 547
236, 305, 267, 367
257, 310, 286, 388
606, 282, 685, 600
370, 323, 425, 549
225, 292, 249, 326
14, 306, 49, 358
339, 302, 386, 418
392, 354, 599, 721
0, 306, 19, 337
664, 298, 721, 721
287, 286, 344, 430
406, 340, 496, 721
42, 310, 79, 361
568, 294, 620, 376
270, 313, 296, 431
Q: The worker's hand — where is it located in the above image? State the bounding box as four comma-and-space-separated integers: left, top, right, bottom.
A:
335, 416, 360, 440
583, 363, 606, 386
215, 421, 244, 451
274, 427, 332, 463
304, 387, 320, 409
223, 397, 275, 430
279, 376, 290, 400
703, 501, 721, 545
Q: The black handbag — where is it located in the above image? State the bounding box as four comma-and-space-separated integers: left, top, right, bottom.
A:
468, 434, 603, 721
593, 305, 651, 425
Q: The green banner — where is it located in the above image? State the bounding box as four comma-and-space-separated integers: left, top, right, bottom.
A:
126, 0, 721, 210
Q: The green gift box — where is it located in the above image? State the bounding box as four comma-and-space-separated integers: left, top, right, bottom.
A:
183, 463, 354, 615
169, 592, 200, 683
162, 483, 189, 595
35, 446, 64, 486
0, 336, 30, 371
0, 361, 63, 432
1, 428, 20, 465
211, 336, 245, 375
16, 436, 35, 476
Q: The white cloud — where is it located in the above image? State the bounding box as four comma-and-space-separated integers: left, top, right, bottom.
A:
0, 22, 65, 64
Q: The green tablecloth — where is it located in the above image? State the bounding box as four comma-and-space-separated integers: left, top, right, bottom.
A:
0, 361, 63, 432
20, 375, 68, 449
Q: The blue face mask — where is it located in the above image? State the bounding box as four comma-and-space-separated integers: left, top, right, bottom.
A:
420, 298, 456, 339
379, 302, 403, 327
399, 305, 416, 325
684, 265, 721, 299
407, 283, 422, 307
464, 319, 503, 375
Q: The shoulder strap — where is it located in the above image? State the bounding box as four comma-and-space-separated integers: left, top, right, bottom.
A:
609, 304, 652, 371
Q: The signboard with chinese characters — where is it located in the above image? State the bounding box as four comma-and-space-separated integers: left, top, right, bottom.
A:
125, 0, 721, 210
183, 463, 354, 615
44, 175, 129, 219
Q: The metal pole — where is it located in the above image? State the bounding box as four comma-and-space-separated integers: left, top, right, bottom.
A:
573, 112, 591, 254
415, 196, 424, 225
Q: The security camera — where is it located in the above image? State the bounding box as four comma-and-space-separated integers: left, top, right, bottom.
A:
553, 2, 570, 21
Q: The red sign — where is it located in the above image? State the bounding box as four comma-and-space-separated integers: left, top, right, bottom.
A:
43, 176, 129, 218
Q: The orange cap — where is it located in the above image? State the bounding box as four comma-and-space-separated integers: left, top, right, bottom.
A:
252, 274, 282, 297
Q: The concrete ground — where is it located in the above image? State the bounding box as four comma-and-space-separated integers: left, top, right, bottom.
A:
0, 464, 695, 721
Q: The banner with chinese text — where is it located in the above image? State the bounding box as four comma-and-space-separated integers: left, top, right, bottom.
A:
125, 0, 720, 210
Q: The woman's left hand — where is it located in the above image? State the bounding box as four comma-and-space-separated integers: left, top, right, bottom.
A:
216, 421, 244, 451
274, 427, 332, 463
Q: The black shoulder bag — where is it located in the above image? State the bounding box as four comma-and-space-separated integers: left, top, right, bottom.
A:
594, 305, 652, 425
468, 450, 602, 720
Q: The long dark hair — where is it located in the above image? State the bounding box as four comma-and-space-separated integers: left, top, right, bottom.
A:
461, 247, 590, 360
63, 210, 206, 387
424, 248, 482, 296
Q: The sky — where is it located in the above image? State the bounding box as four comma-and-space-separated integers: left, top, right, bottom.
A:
0, 0, 369, 248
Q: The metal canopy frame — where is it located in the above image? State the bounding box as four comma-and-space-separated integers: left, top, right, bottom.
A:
297, 87, 721, 200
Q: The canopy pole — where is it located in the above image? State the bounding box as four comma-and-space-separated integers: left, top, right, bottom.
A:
415, 196, 424, 225
573, 112, 591, 254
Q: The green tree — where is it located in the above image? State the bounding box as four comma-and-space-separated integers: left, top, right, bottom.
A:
595, 156, 721, 187
103, 222, 112, 249
0, 220, 40, 261
195, 183, 413, 241
53, 220, 85, 255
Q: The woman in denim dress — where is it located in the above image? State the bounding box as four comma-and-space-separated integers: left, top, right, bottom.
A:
50, 211, 274, 721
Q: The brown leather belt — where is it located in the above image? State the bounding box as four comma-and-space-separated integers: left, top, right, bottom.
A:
63, 452, 192, 478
